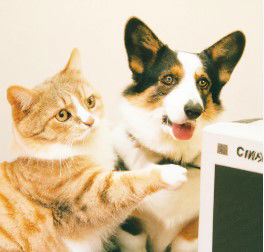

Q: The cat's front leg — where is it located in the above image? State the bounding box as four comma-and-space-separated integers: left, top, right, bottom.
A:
118, 164, 187, 195
71, 164, 187, 231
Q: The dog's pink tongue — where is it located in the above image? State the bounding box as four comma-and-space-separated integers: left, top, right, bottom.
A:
172, 123, 195, 140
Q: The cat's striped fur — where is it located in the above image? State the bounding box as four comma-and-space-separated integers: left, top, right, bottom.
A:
0, 49, 186, 251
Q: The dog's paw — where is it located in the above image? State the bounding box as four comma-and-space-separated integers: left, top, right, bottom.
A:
158, 164, 187, 190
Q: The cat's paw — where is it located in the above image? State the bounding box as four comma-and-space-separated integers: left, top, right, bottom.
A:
158, 164, 187, 190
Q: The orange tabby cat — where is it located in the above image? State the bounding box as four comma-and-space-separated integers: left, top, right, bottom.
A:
0, 49, 187, 251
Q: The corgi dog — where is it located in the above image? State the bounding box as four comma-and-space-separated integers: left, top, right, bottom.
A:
113, 17, 245, 252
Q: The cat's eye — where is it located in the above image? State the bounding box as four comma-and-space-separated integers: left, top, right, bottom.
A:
87, 95, 96, 109
197, 78, 209, 89
161, 75, 177, 85
55, 109, 71, 122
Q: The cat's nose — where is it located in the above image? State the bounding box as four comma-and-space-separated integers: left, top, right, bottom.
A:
84, 117, 95, 127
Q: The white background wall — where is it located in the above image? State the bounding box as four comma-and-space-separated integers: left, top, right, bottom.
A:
0, 0, 262, 160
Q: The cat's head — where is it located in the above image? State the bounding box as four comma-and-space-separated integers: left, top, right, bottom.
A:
7, 49, 104, 159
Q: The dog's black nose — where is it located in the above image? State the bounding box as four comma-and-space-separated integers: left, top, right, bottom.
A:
184, 101, 203, 120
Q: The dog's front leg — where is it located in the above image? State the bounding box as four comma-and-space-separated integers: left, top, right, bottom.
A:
113, 126, 189, 252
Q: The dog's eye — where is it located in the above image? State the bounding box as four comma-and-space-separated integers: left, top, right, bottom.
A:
87, 95, 96, 109
55, 109, 71, 122
161, 75, 176, 85
197, 78, 209, 89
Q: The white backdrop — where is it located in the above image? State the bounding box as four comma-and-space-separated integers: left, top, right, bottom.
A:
0, 0, 262, 161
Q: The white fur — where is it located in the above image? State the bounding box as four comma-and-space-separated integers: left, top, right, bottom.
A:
72, 95, 94, 123
64, 236, 103, 252
112, 124, 161, 170
116, 228, 148, 252
164, 52, 204, 124
71, 95, 100, 129
11, 127, 81, 160
171, 237, 198, 252
63, 228, 113, 252
141, 170, 200, 251
158, 164, 187, 189
11, 127, 91, 160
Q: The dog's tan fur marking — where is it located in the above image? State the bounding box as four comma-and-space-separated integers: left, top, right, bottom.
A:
178, 218, 199, 241
211, 46, 227, 61
194, 67, 210, 82
202, 94, 222, 121
137, 26, 162, 54
166, 64, 184, 78
219, 69, 231, 83
130, 56, 144, 74
210, 35, 234, 61
126, 85, 163, 110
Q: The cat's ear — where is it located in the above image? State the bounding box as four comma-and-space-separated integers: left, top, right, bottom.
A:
125, 17, 164, 74
62, 48, 82, 73
202, 31, 245, 84
7, 86, 36, 111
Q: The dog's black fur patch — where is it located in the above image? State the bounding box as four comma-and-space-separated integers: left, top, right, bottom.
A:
158, 157, 200, 169
115, 156, 129, 171
120, 217, 144, 236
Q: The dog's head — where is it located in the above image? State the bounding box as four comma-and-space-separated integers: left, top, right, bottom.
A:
122, 17, 245, 142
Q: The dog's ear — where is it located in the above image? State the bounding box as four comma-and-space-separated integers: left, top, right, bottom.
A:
125, 17, 164, 74
202, 31, 245, 84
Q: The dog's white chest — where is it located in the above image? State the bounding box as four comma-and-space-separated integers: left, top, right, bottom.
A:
139, 168, 200, 228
